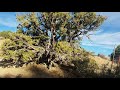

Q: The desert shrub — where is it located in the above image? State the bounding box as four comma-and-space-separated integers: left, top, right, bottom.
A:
0, 31, 12, 39
16, 29, 24, 34
2, 39, 16, 47
31, 35, 49, 47
113, 66, 120, 78
110, 45, 120, 62
0, 33, 44, 63
55, 41, 74, 54
72, 58, 99, 78
13, 49, 35, 62
98, 63, 120, 78
98, 53, 108, 60
53, 41, 99, 78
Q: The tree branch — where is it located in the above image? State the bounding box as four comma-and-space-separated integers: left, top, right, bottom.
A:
72, 31, 83, 40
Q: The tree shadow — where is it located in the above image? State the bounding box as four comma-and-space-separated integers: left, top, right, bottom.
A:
0, 74, 22, 78
26, 65, 56, 78
70, 59, 99, 78
99, 64, 120, 78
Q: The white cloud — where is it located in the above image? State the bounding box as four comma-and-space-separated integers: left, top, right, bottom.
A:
82, 32, 120, 49
81, 12, 120, 54
0, 17, 18, 27
0, 12, 18, 27
97, 12, 120, 28
86, 29, 104, 35
95, 29, 104, 34
98, 12, 120, 21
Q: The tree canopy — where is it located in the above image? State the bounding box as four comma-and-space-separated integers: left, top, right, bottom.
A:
16, 12, 106, 47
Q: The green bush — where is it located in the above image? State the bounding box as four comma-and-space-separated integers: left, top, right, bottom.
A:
0, 31, 12, 39
31, 35, 49, 47
0, 33, 44, 62
72, 58, 99, 77
55, 41, 73, 54
16, 29, 24, 34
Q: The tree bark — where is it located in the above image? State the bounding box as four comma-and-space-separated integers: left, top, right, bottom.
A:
55, 35, 61, 42
50, 28, 55, 49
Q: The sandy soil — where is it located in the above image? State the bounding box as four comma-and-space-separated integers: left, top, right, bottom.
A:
0, 64, 65, 78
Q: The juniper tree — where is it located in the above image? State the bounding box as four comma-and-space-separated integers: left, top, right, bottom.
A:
16, 12, 106, 48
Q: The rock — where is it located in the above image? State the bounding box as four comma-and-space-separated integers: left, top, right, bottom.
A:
0, 58, 3, 61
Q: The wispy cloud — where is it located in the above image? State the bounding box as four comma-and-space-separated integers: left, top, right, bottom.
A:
87, 29, 104, 35
82, 12, 120, 50
0, 12, 18, 27
98, 12, 120, 28
82, 42, 114, 49
98, 12, 120, 22
0, 18, 18, 27
82, 31, 120, 49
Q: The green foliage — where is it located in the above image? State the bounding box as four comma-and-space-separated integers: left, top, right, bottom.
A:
16, 12, 41, 36
0, 12, 108, 78
110, 45, 120, 61
0, 33, 44, 62
0, 31, 12, 39
14, 49, 35, 62
72, 58, 99, 77
64, 12, 107, 42
16, 29, 24, 34
16, 12, 106, 47
54, 41, 99, 77
55, 41, 73, 54
54, 41, 91, 61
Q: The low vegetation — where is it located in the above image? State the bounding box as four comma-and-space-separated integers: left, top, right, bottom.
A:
0, 12, 120, 78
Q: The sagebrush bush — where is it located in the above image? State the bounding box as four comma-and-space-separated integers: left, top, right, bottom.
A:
72, 58, 99, 77
55, 41, 73, 54
0, 33, 44, 62
0, 31, 12, 39
27, 35, 49, 47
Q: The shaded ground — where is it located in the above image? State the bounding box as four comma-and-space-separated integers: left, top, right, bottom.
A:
0, 64, 65, 78
0, 57, 116, 78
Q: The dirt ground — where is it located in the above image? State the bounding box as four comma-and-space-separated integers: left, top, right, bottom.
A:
0, 64, 65, 78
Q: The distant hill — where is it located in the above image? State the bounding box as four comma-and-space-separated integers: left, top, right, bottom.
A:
98, 54, 110, 60
89, 55, 116, 70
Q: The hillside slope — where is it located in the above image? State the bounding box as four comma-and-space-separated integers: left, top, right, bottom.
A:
90, 55, 117, 71
0, 56, 116, 78
0, 37, 117, 78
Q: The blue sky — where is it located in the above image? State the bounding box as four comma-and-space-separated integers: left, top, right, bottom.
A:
81, 12, 120, 56
0, 12, 120, 56
0, 12, 17, 32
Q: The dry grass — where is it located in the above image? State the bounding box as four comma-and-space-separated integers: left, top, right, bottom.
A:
89, 55, 117, 72
0, 38, 65, 78
0, 55, 117, 78
0, 37, 118, 78
0, 64, 65, 78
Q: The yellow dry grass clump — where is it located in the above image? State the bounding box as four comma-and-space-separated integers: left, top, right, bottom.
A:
89, 55, 117, 69
0, 64, 65, 78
